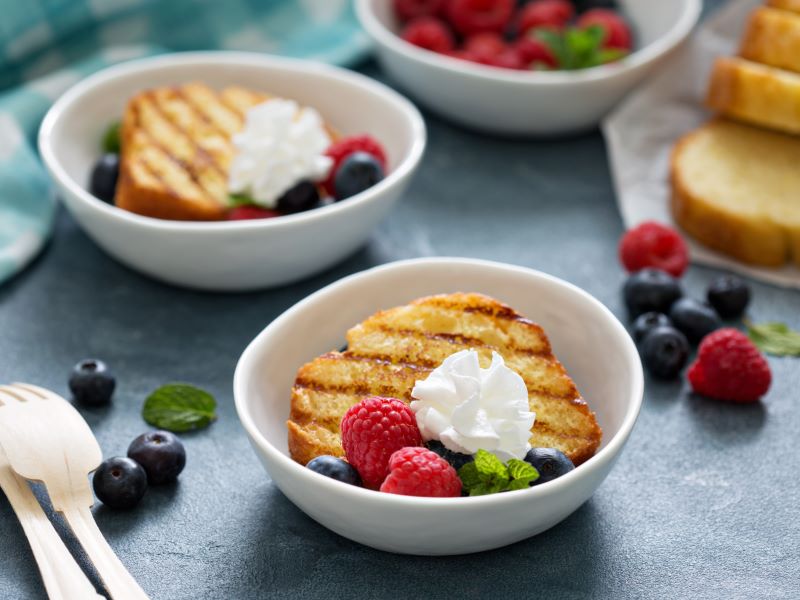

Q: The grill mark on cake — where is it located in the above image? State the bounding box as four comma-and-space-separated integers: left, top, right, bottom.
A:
173, 86, 232, 140
532, 420, 591, 441
329, 351, 434, 372
293, 378, 415, 401
420, 296, 525, 322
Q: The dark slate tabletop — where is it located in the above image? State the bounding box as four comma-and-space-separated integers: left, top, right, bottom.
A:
2, 2, 799, 598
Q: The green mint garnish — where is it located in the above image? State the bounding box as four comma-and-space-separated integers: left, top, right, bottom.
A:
746, 320, 800, 357
142, 383, 217, 432
535, 26, 627, 71
228, 194, 256, 208
458, 450, 539, 496
102, 121, 121, 154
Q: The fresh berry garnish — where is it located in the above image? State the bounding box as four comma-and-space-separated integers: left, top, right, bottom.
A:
127, 431, 186, 485
632, 312, 672, 344
323, 135, 388, 196
334, 152, 385, 200
379, 447, 462, 497
619, 221, 689, 277
93, 457, 148, 509
524, 448, 575, 484
340, 396, 423, 489
425, 440, 475, 470
577, 8, 632, 50
464, 32, 507, 60
623, 268, 683, 318
228, 206, 281, 220
518, 0, 574, 34
640, 326, 690, 379
485, 48, 526, 69
707, 275, 751, 319
514, 35, 557, 68
401, 16, 455, 52
393, 0, 446, 21
69, 359, 115, 406
276, 180, 320, 214
306, 456, 362, 486
669, 298, 722, 344
447, 0, 515, 36
89, 154, 120, 203
687, 328, 771, 403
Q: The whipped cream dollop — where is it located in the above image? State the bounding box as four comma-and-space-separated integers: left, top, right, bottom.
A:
410, 350, 535, 461
228, 99, 332, 208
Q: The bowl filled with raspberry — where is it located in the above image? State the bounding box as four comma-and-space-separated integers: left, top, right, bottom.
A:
356, 0, 701, 135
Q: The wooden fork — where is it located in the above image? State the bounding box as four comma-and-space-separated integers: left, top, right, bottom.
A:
0, 383, 149, 600
0, 444, 104, 599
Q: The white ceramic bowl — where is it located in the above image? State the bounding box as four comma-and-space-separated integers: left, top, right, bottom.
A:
356, 0, 701, 135
234, 258, 643, 555
38, 52, 426, 291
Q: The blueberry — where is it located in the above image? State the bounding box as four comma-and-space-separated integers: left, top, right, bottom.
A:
707, 275, 751, 319
89, 154, 119, 203
640, 326, 689, 379
277, 180, 320, 214
623, 268, 683, 318
93, 457, 147, 509
524, 448, 575, 485
306, 456, 362, 486
68, 359, 115, 406
333, 152, 384, 200
127, 431, 186, 485
632, 312, 671, 344
574, 0, 618, 11
425, 440, 475, 471
669, 298, 722, 344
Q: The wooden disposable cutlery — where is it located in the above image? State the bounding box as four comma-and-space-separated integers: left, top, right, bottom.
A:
0, 383, 149, 600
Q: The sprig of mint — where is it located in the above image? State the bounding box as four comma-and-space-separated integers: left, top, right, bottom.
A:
228, 193, 256, 207
746, 320, 800, 357
457, 450, 539, 496
142, 383, 218, 432
102, 121, 121, 154
535, 26, 627, 71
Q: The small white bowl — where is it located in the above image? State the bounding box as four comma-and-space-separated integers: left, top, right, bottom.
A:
39, 52, 426, 291
356, 0, 701, 135
234, 258, 643, 555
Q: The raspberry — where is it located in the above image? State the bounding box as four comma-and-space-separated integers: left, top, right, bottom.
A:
577, 9, 632, 50
322, 135, 388, 196
446, 0, 515, 36
619, 221, 689, 277
687, 329, 771, 403
393, 0, 445, 22
518, 0, 574, 34
379, 447, 462, 497
227, 206, 281, 220
514, 35, 557, 68
400, 17, 455, 53
464, 32, 507, 60
340, 397, 422, 489
485, 49, 525, 69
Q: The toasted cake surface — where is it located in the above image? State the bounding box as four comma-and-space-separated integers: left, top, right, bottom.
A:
671, 119, 800, 266
767, 0, 800, 12
116, 83, 270, 221
288, 293, 602, 467
706, 57, 800, 135
740, 8, 800, 74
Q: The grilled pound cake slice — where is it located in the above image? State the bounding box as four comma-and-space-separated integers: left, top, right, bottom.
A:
767, 0, 800, 13
671, 119, 800, 266
288, 293, 602, 467
116, 83, 270, 221
740, 8, 800, 74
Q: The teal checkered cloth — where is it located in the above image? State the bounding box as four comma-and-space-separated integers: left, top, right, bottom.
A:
0, 0, 369, 284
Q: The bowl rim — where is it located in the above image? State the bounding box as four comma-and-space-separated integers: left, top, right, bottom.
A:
38, 51, 427, 234
355, 0, 702, 85
234, 257, 644, 507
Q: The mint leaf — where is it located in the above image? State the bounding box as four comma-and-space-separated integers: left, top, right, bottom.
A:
536, 26, 628, 71
458, 451, 540, 495
142, 383, 217, 432
228, 194, 256, 208
746, 321, 800, 356
102, 121, 121, 154
457, 461, 482, 489
473, 449, 506, 477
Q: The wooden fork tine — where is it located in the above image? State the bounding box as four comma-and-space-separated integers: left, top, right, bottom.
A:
0, 385, 32, 403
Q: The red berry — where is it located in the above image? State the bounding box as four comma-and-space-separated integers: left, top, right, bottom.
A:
322, 135, 388, 196
393, 0, 445, 22
340, 397, 422, 489
687, 329, 771, 403
464, 32, 507, 60
401, 16, 455, 53
577, 9, 632, 50
518, 0, 574, 34
227, 206, 281, 220
514, 35, 557, 68
486, 48, 525, 69
619, 221, 689, 277
446, 0, 515, 36
380, 447, 462, 497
